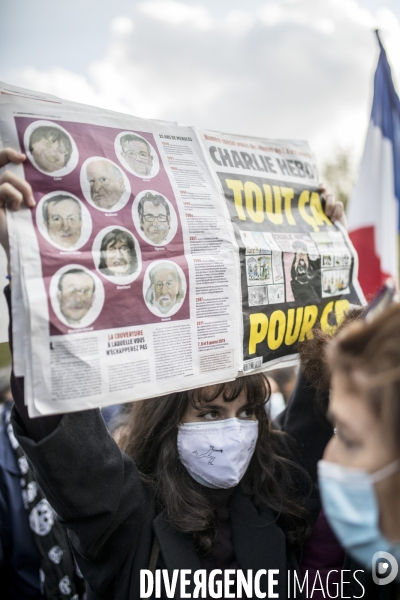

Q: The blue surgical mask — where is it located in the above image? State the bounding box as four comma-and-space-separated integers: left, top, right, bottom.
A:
318, 459, 400, 569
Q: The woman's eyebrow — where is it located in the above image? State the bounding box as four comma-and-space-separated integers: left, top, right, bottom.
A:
195, 402, 226, 412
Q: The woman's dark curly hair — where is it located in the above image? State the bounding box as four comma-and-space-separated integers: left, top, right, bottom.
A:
119, 374, 312, 555
299, 306, 366, 400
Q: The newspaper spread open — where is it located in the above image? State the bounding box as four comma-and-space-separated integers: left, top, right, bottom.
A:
0, 82, 365, 416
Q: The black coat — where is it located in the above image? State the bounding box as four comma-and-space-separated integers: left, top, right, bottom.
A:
0, 404, 43, 599
12, 408, 296, 600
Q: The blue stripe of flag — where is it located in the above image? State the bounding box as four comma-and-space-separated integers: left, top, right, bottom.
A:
371, 31, 400, 229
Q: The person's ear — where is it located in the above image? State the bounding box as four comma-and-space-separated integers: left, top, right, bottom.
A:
90, 293, 96, 307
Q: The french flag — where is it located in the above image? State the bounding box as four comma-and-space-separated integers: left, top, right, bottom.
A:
347, 32, 400, 299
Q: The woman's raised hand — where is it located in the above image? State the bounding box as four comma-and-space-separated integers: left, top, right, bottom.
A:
319, 182, 347, 229
0, 148, 35, 265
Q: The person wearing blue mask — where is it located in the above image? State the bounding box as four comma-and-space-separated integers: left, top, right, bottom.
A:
318, 302, 400, 588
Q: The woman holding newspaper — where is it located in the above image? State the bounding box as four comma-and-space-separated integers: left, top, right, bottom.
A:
0, 147, 355, 599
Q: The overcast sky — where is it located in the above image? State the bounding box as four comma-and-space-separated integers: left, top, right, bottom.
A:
1, 0, 400, 169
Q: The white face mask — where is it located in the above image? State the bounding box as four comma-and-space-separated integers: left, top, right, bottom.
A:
177, 418, 258, 489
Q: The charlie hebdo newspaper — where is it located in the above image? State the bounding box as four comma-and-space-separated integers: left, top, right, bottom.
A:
198, 131, 365, 373
0, 82, 365, 416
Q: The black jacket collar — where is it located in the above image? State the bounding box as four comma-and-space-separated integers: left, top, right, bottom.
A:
153, 488, 288, 598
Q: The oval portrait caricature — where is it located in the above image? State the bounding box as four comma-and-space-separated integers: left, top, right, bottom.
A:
132, 190, 177, 247
143, 260, 186, 318
80, 157, 131, 212
36, 192, 92, 251
92, 226, 142, 285
24, 120, 79, 177
50, 265, 105, 329
115, 132, 160, 179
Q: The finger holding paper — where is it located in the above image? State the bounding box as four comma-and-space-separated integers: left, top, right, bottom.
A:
0, 148, 35, 271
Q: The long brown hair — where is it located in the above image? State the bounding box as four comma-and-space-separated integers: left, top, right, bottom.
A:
119, 374, 312, 554
327, 303, 400, 455
299, 306, 366, 397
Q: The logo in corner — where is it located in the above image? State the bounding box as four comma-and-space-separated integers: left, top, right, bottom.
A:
372, 551, 398, 586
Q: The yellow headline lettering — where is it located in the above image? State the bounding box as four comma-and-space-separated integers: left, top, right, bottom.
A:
226, 178, 333, 230
268, 310, 286, 350
320, 299, 351, 336
310, 192, 332, 229
298, 190, 333, 232
298, 191, 316, 230
249, 313, 268, 355
226, 179, 246, 220
264, 184, 283, 225
281, 187, 296, 225
334, 300, 351, 326
320, 301, 335, 336
285, 307, 304, 345
245, 181, 264, 223
298, 305, 318, 341
248, 300, 349, 355
227, 179, 295, 226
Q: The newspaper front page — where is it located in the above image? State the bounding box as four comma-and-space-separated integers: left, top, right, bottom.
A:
0, 83, 365, 416
200, 130, 365, 372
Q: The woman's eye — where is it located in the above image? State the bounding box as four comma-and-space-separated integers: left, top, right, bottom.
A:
239, 408, 254, 419
343, 439, 358, 449
203, 411, 219, 421
337, 432, 359, 449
